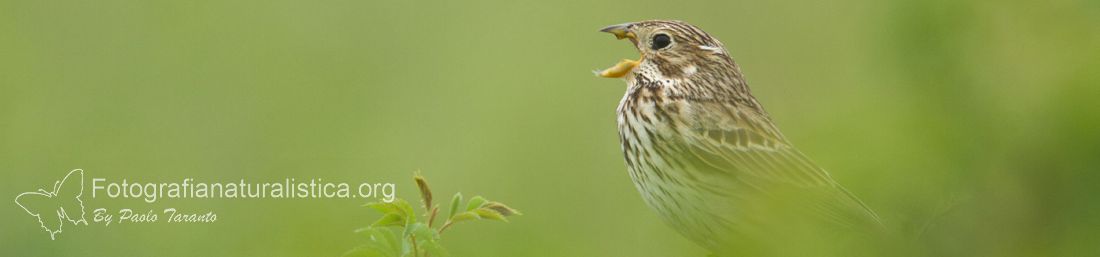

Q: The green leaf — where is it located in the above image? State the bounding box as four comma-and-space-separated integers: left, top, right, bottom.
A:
371, 213, 405, 227
392, 199, 416, 224
449, 211, 480, 223
475, 208, 508, 222
420, 241, 449, 257
364, 202, 401, 215
441, 211, 480, 231
351, 227, 401, 257
366, 199, 417, 227
377, 228, 401, 254
407, 222, 445, 257
482, 202, 521, 216
414, 175, 433, 211
448, 193, 462, 219
465, 196, 487, 211
408, 222, 439, 241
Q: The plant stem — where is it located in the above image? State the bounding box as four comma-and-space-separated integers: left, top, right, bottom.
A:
411, 235, 420, 257
427, 207, 439, 228
438, 220, 454, 235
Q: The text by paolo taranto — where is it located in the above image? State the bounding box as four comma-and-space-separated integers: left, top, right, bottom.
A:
92, 208, 217, 226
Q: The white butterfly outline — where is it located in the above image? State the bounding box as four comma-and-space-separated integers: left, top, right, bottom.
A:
14, 169, 89, 240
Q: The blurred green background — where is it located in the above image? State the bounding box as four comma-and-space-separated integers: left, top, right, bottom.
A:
2, 0, 1099, 256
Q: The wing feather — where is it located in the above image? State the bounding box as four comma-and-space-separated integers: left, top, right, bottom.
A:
676, 102, 883, 230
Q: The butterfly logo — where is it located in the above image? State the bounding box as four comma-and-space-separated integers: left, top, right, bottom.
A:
14, 169, 88, 240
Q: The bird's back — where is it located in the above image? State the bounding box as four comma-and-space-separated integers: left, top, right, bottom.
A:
617, 78, 883, 254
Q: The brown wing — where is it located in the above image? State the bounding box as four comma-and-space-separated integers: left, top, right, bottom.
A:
676, 101, 883, 231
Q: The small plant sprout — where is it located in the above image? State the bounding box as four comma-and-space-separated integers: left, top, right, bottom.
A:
344, 174, 521, 257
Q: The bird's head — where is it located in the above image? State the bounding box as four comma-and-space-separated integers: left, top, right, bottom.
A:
596, 20, 738, 83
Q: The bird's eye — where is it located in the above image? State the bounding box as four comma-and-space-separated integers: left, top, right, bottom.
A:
650, 34, 672, 50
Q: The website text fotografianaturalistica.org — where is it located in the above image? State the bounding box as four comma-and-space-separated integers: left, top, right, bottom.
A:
90, 178, 396, 203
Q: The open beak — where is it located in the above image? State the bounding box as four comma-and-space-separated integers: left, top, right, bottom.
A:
597, 23, 642, 78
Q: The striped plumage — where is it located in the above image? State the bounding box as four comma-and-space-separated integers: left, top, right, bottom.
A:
600, 20, 883, 254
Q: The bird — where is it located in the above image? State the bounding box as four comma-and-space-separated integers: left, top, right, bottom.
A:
596, 20, 885, 256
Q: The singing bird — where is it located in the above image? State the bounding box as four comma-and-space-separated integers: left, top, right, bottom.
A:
597, 20, 884, 255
